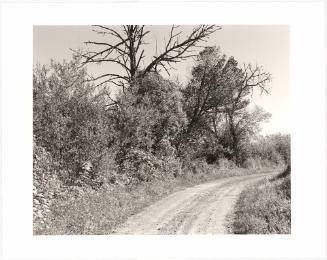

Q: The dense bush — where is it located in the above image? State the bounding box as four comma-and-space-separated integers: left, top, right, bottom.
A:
33, 140, 63, 234
109, 73, 186, 184
247, 134, 291, 166
33, 57, 111, 185
242, 157, 275, 170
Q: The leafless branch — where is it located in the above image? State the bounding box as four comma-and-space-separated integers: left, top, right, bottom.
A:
78, 25, 220, 90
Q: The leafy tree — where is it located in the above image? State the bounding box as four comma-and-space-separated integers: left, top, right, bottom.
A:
182, 46, 271, 165
108, 73, 186, 183
182, 47, 233, 136
224, 106, 271, 165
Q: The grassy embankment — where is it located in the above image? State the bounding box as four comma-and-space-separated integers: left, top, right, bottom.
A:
229, 166, 291, 234
36, 164, 276, 235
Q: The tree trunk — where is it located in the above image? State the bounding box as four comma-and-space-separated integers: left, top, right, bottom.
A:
228, 112, 240, 166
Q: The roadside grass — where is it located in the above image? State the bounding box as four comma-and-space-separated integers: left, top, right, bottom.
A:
228, 166, 291, 234
36, 166, 275, 235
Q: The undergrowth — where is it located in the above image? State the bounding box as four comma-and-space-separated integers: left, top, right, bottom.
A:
228, 166, 291, 234
35, 165, 270, 235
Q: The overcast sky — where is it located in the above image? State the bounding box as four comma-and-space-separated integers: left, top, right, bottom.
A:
34, 25, 289, 135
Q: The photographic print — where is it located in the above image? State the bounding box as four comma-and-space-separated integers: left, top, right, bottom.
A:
33, 25, 290, 235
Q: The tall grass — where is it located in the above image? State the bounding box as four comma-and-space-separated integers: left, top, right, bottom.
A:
229, 166, 291, 234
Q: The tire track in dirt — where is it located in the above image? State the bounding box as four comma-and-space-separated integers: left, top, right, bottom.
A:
160, 181, 236, 234
113, 172, 275, 234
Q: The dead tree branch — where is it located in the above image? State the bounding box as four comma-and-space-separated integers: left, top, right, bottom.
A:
79, 25, 220, 90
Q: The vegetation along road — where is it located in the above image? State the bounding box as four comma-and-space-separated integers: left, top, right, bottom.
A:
113, 171, 276, 234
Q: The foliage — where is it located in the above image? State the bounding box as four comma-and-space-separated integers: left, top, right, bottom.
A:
247, 133, 291, 166
109, 73, 186, 184
33, 140, 62, 234
270, 134, 291, 165
181, 46, 271, 165
182, 47, 233, 135
33, 56, 111, 185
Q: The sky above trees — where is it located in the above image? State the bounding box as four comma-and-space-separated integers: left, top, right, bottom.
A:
33, 25, 289, 135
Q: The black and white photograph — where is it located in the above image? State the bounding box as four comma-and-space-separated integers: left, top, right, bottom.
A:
33, 25, 291, 235
1, 1, 326, 260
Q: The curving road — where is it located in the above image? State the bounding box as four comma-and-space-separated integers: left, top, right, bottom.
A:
113, 172, 275, 235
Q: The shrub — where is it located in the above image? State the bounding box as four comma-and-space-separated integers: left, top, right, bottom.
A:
112, 73, 186, 154
118, 148, 183, 186
107, 73, 187, 183
119, 149, 162, 185
217, 158, 237, 170
33, 140, 63, 234
33, 57, 111, 184
247, 134, 290, 166
243, 157, 277, 170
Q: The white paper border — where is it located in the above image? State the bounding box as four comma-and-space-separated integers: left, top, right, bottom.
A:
1, 1, 326, 259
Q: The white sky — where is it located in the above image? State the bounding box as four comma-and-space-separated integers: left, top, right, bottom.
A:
33, 25, 289, 135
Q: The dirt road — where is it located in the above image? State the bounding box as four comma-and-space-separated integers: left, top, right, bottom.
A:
113, 172, 275, 234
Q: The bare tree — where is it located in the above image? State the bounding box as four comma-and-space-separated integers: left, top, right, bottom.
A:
80, 25, 220, 90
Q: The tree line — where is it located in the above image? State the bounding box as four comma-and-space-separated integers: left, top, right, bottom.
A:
33, 25, 290, 189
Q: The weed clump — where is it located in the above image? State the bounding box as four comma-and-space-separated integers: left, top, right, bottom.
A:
230, 167, 291, 234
